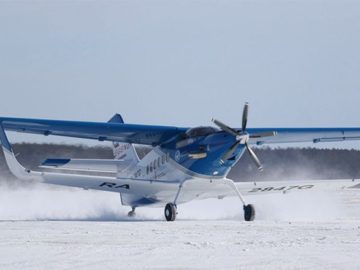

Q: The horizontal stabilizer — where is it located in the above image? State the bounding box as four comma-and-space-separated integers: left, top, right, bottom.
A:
41, 158, 133, 173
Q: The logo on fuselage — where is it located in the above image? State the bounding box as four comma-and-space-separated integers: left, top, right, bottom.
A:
99, 182, 130, 189
175, 150, 181, 162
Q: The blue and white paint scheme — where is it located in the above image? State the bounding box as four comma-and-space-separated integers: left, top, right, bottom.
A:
0, 103, 359, 221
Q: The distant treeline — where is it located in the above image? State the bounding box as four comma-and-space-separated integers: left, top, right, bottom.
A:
1, 143, 360, 182
228, 147, 360, 181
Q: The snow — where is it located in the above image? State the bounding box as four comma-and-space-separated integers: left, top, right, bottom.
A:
0, 184, 359, 269
0, 220, 359, 269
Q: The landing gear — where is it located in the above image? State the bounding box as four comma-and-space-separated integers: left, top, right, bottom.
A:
164, 182, 182, 222
164, 203, 177, 221
128, 207, 136, 217
224, 179, 256, 222
243, 204, 255, 221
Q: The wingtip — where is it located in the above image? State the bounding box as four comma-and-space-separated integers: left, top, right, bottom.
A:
0, 123, 13, 153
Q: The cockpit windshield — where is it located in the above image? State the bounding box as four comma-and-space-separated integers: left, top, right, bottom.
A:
185, 126, 219, 138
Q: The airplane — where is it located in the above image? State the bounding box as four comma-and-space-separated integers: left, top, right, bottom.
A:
0, 103, 359, 221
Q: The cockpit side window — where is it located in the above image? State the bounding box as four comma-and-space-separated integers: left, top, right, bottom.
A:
185, 126, 218, 138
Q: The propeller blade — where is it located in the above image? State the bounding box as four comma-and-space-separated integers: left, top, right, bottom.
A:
242, 102, 249, 132
220, 141, 241, 164
212, 119, 239, 137
245, 142, 263, 171
250, 131, 277, 138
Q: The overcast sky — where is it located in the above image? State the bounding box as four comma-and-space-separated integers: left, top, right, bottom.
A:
0, 1, 360, 147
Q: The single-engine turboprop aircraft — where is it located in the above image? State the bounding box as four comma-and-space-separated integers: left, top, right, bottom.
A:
1, 103, 359, 221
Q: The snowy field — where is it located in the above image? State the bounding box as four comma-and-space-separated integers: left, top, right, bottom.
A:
0, 184, 359, 269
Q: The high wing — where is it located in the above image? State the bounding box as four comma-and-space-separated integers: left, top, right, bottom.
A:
247, 127, 360, 145
0, 117, 188, 146
2, 117, 360, 146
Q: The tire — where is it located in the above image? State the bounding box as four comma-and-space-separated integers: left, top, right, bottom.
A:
243, 204, 255, 221
164, 203, 177, 221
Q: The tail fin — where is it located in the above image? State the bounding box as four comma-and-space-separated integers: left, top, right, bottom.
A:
108, 114, 139, 163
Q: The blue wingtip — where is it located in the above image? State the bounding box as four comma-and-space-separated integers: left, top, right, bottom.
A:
0, 123, 12, 152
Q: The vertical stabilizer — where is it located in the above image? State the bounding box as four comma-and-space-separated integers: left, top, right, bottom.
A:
108, 114, 139, 170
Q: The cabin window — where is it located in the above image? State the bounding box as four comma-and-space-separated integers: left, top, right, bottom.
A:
185, 126, 218, 138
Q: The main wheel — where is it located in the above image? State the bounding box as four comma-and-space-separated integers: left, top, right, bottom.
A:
243, 204, 255, 221
164, 203, 177, 221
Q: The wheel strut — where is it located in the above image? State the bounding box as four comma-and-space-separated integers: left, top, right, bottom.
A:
128, 207, 136, 217
225, 179, 256, 222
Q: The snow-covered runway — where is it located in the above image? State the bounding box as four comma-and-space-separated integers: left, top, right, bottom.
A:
0, 185, 359, 269
0, 220, 359, 270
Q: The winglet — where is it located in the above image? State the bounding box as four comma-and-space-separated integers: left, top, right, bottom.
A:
0, 123, 41, 181
0, 123, 13, 152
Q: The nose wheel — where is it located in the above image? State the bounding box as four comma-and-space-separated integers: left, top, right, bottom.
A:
128, 207, 136, 217
243, 204, 255, 221
164, 203, 177, 221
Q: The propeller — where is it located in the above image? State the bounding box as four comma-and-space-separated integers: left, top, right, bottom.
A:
212, 103, 275, 171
